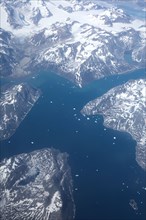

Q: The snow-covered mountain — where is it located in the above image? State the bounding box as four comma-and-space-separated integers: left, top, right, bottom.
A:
81, 79, 146, 170
0, 83, 41, 140
0, 148, 75, 220
0, 28, 18, 77
0, 0, 145, 86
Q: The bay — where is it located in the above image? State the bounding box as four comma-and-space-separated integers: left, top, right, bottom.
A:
0, 68, 146, 220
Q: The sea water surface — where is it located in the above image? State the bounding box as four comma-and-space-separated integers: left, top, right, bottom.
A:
0, 69, 146, 220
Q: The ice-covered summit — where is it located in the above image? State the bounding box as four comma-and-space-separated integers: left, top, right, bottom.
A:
0, 0, 145, 86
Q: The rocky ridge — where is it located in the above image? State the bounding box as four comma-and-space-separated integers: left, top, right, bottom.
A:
0, 148, 75, 220
0, 0, 145, 86
81, 79, 146, 170
0, 83, 41, 140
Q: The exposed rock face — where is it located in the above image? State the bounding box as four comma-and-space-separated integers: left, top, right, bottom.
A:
0, 28, 17, 77
0, 148, 75, 220
81, 79, 146, 170
0, 83, 41, 140
3, 0, 52, 29
0, 0, 145, 86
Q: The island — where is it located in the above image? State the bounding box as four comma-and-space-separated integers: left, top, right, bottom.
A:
81, 79, 146, 170
0, 83, 41, 140
0, 148, 75, 220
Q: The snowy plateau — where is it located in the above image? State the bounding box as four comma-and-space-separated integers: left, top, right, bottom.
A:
82, 79, 146, 170
0, 148, 75, 220
0, 0, 145, 86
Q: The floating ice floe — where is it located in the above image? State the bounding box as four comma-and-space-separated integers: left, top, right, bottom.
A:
129, 199, 138, 211
75, 174, 79, 177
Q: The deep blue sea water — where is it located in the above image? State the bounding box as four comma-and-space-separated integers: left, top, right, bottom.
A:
0, 69, 146, 220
